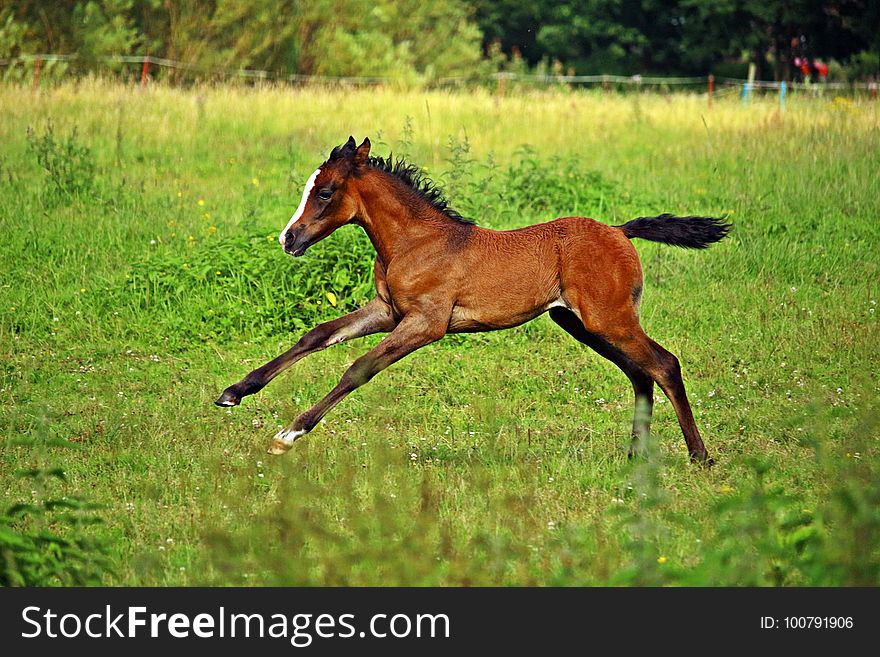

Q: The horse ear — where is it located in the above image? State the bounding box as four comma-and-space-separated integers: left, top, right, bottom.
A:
353, 137, 371, 167
345, 135, 357, 150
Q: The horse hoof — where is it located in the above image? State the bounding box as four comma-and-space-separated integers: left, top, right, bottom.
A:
267, 440, 291, 455
267, 428, 306, 455
690, 452, 714, 467
214, 388, 240, 407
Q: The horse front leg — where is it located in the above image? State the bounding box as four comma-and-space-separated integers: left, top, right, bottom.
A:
268, 313, 447, 454
215, 297, 395, 407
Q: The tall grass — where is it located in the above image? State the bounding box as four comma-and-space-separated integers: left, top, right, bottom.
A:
0, 81, 877, 585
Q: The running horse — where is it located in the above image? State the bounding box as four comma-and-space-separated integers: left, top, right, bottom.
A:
216, 137, 730, 463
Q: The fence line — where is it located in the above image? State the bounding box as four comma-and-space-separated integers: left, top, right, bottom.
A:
2, 53, 878, 92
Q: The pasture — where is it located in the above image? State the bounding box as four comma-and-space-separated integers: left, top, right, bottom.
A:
1, 81, 878, 585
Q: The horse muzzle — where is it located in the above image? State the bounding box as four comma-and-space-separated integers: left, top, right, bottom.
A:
283, 228, 310, 257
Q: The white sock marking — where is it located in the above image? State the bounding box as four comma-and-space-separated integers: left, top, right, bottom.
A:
274, 427, 307, 446
278, 168, 321, 246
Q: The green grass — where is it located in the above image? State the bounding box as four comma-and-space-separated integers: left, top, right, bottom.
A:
1, 81, 878, 586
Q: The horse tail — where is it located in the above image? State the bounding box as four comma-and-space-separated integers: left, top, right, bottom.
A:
617, 214, 731, 249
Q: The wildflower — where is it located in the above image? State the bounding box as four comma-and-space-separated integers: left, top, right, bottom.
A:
208, 226, 217, 234
252, 178, 259, 186
547, 520, 556, 530
80, 288, 86, 293
720, 484, 734, 494
150, 239, 157, 245
657, 555, 668, 564
197, 199, 205, 206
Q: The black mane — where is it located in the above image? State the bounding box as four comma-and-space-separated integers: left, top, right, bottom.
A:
367, 155, 473, 225
328, 142, 472, 225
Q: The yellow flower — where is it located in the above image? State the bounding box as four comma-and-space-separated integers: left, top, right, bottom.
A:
187, 235, 195, 241
720, 484, 734, 494
215, 271, 221, 275
177, 192, 182, 198
9, 307, 15, 312
657, 555, 667, 565
326, 292, 337, 307
203, 213, 211, 220
208, 226, 217, 234
80, 288, 86, 293
266, 235, 274, 241
197, 199, 205, 206
251, 178, 259, 186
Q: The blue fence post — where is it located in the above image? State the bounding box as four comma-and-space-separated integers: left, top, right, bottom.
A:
741, 82, 750, 104
779, 81, 786, 111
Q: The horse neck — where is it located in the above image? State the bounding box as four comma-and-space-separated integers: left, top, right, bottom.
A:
354, 174, 460, 264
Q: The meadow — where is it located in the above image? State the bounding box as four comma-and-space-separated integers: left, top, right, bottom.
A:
1, 80, 878, 586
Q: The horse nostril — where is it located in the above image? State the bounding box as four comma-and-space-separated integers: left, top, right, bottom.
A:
284, 231, 295, 250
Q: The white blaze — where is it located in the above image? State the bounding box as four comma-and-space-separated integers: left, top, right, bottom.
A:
278, 168, 321, 246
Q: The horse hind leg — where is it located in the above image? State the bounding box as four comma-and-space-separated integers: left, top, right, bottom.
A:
549, 308, 654, 457
595, 319, 711, 465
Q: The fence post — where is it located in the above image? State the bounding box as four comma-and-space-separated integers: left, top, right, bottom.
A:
779, 81, 786, 111
495, 75, 506, 104
140, 55, 150, 87
602, 74, 609, 94
708, 74, 714, 108
33, 55, 42, 89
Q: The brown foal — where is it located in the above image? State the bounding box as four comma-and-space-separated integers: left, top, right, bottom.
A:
216, 137, 730, 462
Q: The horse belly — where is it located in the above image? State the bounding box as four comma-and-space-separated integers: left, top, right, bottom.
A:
448, 282, 559, 332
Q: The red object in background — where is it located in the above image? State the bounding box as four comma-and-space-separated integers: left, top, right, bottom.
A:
141, 56, 150, 86
814, 61, 828, 78
800, 62, 810, 76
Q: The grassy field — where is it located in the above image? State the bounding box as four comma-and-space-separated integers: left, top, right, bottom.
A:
1, 80, 878, 586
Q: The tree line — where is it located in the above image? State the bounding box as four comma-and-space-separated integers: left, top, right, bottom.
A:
1, 1, 877, 81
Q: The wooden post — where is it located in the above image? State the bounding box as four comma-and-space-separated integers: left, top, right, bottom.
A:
708, 74, 714, 109
140, 55, 150, 87
33, 55, 42, 89
495, 75, 506, 104
602, 74, 609, 94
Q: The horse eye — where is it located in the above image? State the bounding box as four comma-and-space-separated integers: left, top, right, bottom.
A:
317, 189, 333, 201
